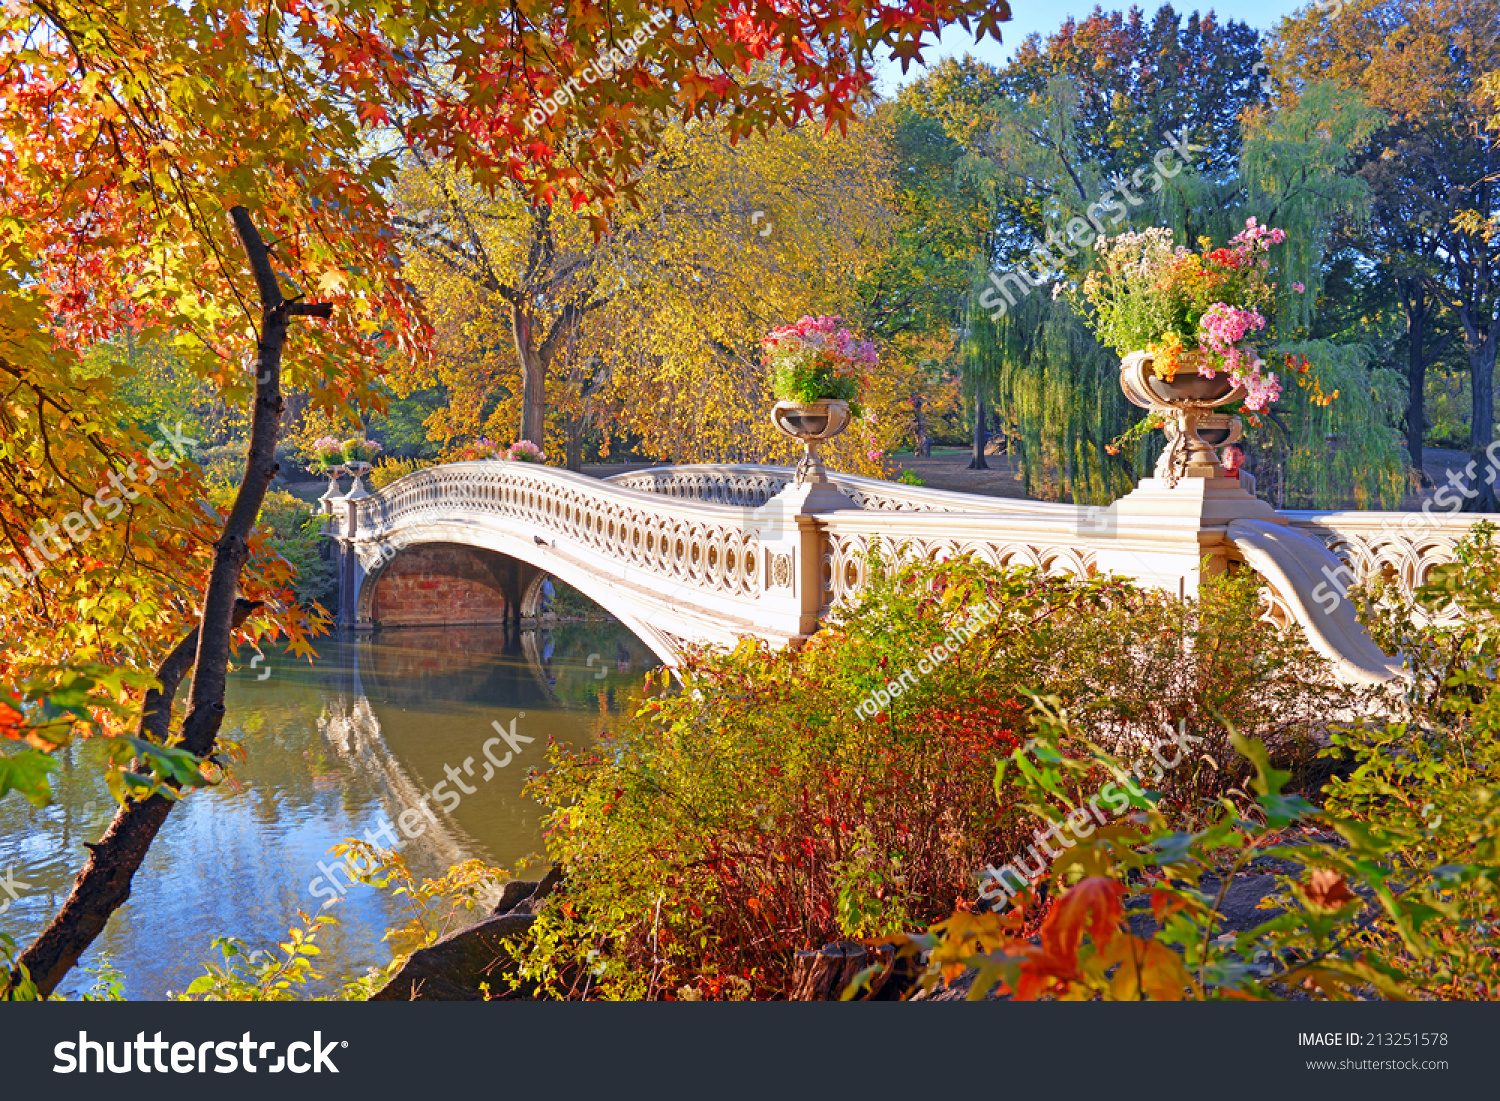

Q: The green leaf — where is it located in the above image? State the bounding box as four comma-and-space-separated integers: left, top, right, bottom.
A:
1230, 731, 1291, 798
0, 748, 59, 806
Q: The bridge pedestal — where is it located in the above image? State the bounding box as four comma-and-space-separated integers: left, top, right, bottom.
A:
1091, 476, 1286, 599
758, 477, 857, 641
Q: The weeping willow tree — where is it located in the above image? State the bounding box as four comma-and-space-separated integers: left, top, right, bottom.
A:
1259, 340, 1408, 509
961, 76, 1404, 507
963, 260, 1136, 502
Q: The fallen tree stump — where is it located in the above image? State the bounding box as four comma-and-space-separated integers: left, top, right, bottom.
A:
788, 941, 917, 1001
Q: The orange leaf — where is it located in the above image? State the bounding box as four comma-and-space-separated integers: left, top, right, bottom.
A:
1303, 868, 1357, 911
1040, 876, 1125, 961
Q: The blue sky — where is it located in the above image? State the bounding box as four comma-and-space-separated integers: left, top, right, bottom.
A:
876, 1, 1317, 94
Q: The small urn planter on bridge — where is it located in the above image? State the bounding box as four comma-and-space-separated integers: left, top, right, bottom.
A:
340, 438, 383, 501
764, 316, 875, 487
309, 436, 348, 516
315, 463, 347, 504
771, 398, 852, 484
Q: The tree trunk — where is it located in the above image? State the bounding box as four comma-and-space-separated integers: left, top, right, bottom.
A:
1401, 278, 1430, 480
912, 394, 931, 458
1462, 317, 1498, 513
511, 306, 546, 448
8, 207, 329, 999
967, 382, 988, 470
788, 940, 917, 1000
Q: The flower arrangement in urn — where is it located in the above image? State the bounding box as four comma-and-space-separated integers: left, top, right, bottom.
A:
308, 435, 345, 475
765, 316, 878, 483
764, 314, 877, 416
504, 440, 546, 463
340, 437, 383, 464
456, 436, 503, 461
1078, 218, 1342, 484
1080, 218, 1290, 411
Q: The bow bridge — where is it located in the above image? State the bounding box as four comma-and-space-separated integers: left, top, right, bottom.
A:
325, 461, 1484, 687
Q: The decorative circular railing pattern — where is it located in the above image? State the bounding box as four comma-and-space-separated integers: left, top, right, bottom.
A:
607, 463, 1065, 514
610, 467, 790, 508
818, 530, 1098, 608
342, 463, 767, 599
1283, 510, 1484, 626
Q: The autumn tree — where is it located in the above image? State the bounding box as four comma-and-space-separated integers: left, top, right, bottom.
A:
1264, 0, 1500, 507
0, 0, 1009, 997
393, 110, 899, 470
847, 96, 994, 457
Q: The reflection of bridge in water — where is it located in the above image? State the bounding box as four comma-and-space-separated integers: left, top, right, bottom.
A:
327, 462, 1487, 688
316, 624, 659, 874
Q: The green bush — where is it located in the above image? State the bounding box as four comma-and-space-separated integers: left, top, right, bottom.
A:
896, 523, 1500, 1002
897, 699, 1499, 1001
368, 456, 430, 491
196, 439, 303, 487
512, 556, 1348, 999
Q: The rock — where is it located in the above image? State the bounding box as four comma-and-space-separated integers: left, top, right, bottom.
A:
525, 864, 565, 909
370, 912, 537, 1001
491, 879, 540, 916
372, 865, 568, 1001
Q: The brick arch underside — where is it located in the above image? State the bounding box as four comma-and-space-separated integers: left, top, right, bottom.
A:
358, 539, 684, 667
367, 542, 533, 627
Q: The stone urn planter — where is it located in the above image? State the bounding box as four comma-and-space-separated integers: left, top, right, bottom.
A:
771, 398, 852, 484
1119, 350, 1247, 484
343, 460, 373, 500
315, 464, 347, 513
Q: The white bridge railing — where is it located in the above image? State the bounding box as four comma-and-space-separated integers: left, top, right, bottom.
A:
329, 461, 1490, 683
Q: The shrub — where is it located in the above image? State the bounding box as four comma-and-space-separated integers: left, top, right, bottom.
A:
175, 847, 508, 1001
896, 694, 1500, 1001
196, 438, 303, 487
1353, 520, 1499, 733
895, 524, 1500, 1002
513, 555, 1348, 998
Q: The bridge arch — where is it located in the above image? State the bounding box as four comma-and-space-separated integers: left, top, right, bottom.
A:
351, 528, 689, 667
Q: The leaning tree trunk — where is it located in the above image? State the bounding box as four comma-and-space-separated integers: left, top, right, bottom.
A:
8, 207, 331, 998
967, 382, 988, 471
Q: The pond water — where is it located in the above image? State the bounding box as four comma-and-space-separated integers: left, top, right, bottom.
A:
0, 622, 656, 1000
